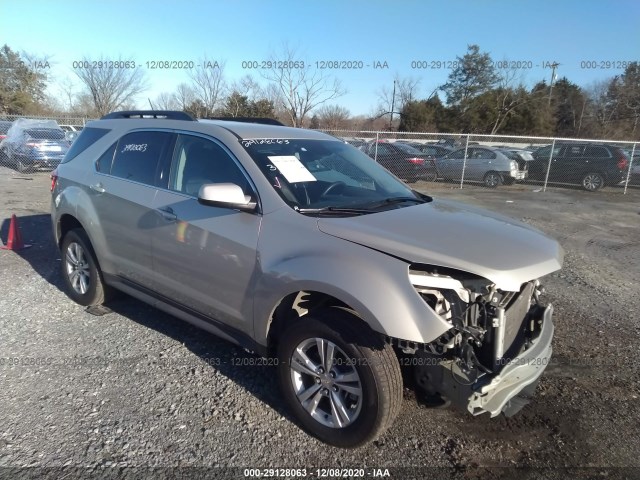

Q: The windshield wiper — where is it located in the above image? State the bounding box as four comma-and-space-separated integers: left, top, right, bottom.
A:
295, 206, 373, 215
362, 196, 426, 209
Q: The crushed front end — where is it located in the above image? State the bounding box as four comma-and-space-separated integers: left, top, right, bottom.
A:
396, 266, 554, 417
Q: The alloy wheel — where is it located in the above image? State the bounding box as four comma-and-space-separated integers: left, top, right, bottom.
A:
583, 173, 603, 191
289, 337, 363, 428
65, 241, 91, 295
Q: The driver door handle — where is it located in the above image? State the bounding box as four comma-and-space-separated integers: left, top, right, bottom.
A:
156, 206, 177, 222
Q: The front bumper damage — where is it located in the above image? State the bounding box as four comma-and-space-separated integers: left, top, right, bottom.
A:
467, 304, 553, 417
410, 303, 554, 418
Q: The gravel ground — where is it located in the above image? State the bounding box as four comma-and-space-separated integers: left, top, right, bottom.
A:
0, 170, 639, 479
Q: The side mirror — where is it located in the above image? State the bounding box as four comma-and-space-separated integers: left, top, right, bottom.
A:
197, 183, 257, 212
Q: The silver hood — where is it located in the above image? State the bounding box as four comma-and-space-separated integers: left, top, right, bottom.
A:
317, 199, 563, 292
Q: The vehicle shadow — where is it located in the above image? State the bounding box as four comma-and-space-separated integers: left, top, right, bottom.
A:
0, 213, 64, 293
104, 296, 293, 421
1, 213, 294, 424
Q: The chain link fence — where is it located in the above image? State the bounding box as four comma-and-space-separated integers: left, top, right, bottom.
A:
0, 114, 93, 174
0, 115, 637, 194
321, 130, 639, 194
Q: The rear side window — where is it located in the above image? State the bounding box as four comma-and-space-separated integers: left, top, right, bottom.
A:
584, 146, 611, 157
62, 127, 111, 163
96, 143, 116, 174
565, 145, 585, 157
111, 131, 174, 186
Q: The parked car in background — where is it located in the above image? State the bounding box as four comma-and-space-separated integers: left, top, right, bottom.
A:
622, 148, 640, 185
0, 120, 12, 142
400, 141, 454, 159
435, 146, 528, 187
0, 119, 70, 172
491, 147, 535, 163
345, 139, 368, 149
51, 110, 562, 447
529, 143, 629, 191
59, 124, 84, 143
362, 141, 437, 182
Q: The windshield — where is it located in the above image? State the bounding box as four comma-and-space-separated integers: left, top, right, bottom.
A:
242, 139, 425, 213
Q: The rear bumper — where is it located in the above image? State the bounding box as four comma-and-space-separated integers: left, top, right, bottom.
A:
15, 154, 63, 170
467, 304, 554, 417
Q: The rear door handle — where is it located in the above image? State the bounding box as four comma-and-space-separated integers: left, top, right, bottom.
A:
156, 206, 177, 222
89, 183, 105, 193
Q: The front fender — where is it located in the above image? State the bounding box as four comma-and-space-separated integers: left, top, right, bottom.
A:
252, 210, 452, 346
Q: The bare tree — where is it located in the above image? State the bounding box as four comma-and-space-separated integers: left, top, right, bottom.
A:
174, 83, 196, 111
73, 56, 148, 116
376, 74, 421, 117
187, 58, 226, 117
488, 64, 531, 134
261, 44, 345, 127
151, 91, 179, 110
316, 104, 351, 130
57, 77, 78, 112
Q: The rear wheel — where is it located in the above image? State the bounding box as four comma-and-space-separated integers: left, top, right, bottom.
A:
582, 172, 604, 191
277, 308, 402, 448
483, 171, 503, 188
16, 158, 30, 173
60, 229, 111, 306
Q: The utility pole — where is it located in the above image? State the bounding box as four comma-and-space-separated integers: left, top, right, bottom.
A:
548, 62, 559, 106
389, 79, 396, 130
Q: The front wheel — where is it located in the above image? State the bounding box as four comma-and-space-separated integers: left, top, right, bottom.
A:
582, 172, 605, 191
277, 308, 402, 448
60, 229, 111, 306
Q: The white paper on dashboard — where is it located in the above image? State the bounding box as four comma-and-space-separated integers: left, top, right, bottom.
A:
268, 155, 317, 183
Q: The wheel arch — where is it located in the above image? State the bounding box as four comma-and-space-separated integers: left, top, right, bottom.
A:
265, 290, 370, 355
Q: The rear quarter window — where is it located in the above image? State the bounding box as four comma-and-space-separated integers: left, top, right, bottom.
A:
62, 127, 111, 163
110, 131, 174, 186
95, 143, 117, 174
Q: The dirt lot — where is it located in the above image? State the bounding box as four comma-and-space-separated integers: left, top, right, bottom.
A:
0, 169, 639, 479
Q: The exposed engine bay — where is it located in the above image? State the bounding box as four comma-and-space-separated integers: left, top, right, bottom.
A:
396, 266, 552, 417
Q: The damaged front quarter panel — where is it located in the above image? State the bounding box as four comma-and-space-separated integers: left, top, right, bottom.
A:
401, 265, 556, 418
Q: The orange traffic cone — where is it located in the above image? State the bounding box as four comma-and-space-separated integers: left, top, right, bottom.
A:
1, 214, 31, 250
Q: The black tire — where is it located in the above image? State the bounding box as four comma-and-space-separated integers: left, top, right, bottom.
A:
483, 171, 503, 188
60, 229, 111, 306
581, 172, 605, 191
16, 158, 30, 173
425, 172, 438, 182
277, 308, 402, 448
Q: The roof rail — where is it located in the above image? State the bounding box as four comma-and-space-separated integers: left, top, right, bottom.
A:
100, 110, 196, 121
204, 116, 285, 126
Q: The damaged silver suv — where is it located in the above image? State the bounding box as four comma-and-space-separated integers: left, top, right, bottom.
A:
51, 111, 563, 448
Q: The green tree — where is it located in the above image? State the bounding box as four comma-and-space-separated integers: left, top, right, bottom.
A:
0, 44, 48, 114
219, 91, 275, 118
551, 78, 589, 137
441, 45, 500, 109
398, 100, 435, 132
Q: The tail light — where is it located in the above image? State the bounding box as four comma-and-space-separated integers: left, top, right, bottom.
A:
408, 157, 425, 165
616, 151, 628, 170
50, 169, 58, 192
